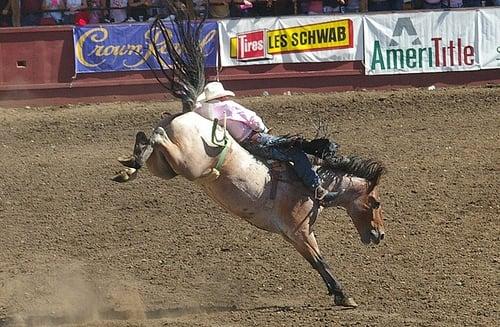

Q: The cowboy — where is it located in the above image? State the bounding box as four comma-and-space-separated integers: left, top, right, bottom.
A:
194, 81, 337, 202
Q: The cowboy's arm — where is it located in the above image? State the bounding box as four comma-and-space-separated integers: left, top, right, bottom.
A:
248, 115, 269, 133
228, 101, 269, 133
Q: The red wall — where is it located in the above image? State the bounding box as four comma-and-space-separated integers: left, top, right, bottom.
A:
0, 26, 74, 87
0, 25, 499, 107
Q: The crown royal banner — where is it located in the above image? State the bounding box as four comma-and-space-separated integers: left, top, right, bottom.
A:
73, 21, 218, 74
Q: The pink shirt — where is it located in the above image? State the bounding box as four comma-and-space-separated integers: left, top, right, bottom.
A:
195, 100, 268, 142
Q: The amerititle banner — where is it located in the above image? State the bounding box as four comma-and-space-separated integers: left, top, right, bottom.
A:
73, 21, 218, 74
363, 11, 480, 75
478, 8, 500, 70
218, 15, 363, 67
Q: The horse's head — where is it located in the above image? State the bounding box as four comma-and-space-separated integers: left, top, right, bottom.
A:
326, 156, 386, 245
344, 183, 385, 245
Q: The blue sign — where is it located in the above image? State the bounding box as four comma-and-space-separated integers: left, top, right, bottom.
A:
73, 21, 218, 74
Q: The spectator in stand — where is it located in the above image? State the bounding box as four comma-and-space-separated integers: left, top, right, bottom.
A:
147, 0, 167, 19
273, 0, 295, 16
169, 0, 197, 19
209, 0, 300, 17
64, 0, 89, 25
21, 0, 43, 25
40, 0, 65, 25
304, 0, 324, 14
390, 0, 404, 9
208, 0, 254, 18
252, 0, 273, 16
0, 0, 10, 27
341, 0, 365, 12
229, 0, 254, 17
128, 0, 148, 22
441, 0, 463, 7
239, 1, 254, 17
192, 0, 207, 18
321, 0, 360, 14
297, 0, 304, 13
421, 0, 441, 8
208, 0, 230, 18
88, 0, 105, 24
109, 0, 127, 22
3, 0, 21, 26
368, 0, 404, 11
323, 0, 340, 13
462, 0, 480, 6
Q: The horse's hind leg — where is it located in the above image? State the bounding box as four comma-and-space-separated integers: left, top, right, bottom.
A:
118, 131, 153, 169
283, 231, 358, 308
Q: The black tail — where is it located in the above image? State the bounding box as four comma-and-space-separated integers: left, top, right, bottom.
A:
148, 3, 207, 112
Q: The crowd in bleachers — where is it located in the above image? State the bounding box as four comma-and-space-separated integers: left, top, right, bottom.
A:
1, 0, 499, 27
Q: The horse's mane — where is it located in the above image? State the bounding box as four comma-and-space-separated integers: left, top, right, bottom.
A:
320, 155, 386, 186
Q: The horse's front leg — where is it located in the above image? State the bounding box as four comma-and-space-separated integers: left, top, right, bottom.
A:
283, 231, 358, 308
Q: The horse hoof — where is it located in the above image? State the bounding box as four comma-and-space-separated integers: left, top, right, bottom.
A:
334, 295, 358, 308
112, 168, 137, 183
118, 155, 137, 168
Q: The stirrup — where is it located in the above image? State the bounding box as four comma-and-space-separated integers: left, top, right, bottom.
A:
314, 186, 327, 200
320, 191, 339, 204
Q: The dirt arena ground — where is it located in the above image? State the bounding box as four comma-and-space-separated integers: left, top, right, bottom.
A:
0, 86, 498, 327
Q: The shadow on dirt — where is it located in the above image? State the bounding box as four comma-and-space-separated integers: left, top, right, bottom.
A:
0, 304, 239, 327
0, 303, 361, 327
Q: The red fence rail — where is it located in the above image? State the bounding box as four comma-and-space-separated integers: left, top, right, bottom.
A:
0, 25, 498, 107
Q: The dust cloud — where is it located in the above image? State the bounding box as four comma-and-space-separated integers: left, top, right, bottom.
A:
1, 260, 146, 326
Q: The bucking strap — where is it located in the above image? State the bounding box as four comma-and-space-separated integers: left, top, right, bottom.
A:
210, 118, 230, 177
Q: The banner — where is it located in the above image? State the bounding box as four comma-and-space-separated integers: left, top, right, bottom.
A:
73, 21, 218, 74
218, 15, 363, 67
478, 8, 500, 70
364, 11, 480, 75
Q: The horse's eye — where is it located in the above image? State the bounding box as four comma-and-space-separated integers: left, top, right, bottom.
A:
372, 201, 380, 209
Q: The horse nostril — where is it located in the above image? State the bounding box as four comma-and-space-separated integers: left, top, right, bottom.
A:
380, 233, 385, 240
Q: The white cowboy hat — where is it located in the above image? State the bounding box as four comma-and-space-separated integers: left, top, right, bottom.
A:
196, 82, 235, 102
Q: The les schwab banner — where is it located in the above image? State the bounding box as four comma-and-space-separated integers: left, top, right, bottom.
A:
364, 11, 480, 75
218, 16, 363, 67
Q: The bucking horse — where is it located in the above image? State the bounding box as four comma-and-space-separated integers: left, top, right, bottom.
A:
113, 4, 386, 308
